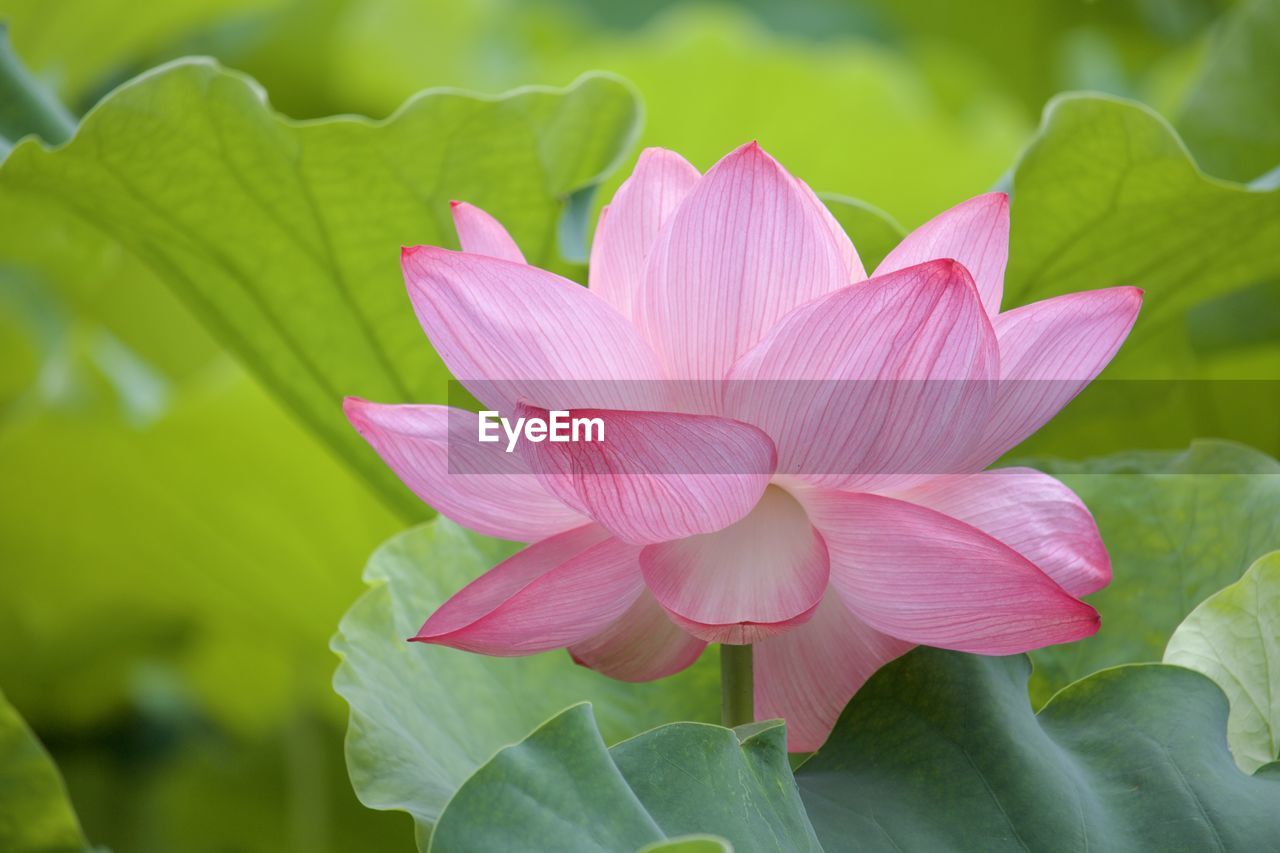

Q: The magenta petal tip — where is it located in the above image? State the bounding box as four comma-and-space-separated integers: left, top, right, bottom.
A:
342, 396, 371, 430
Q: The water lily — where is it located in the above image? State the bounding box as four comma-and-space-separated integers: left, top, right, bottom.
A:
344, 143, 1141, 751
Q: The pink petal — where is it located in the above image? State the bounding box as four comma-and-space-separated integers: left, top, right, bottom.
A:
875, 192, 1009, 315
969, 287, 1143, 465
637, 142, 848, 408
402, 247, 666, 412
344, 398, 586, 541
755, 591, 913, 752
589, 148, 700, 320
725, 259, 998, 491
517, 402, 776, 545
568, 589, 707, 682
802, 489, 1099, 654
449, 201, 526, 263
794, 177, 867, 283
640, 486, 829, 644
414, 524, 644, 654
892, 468, 1110, 597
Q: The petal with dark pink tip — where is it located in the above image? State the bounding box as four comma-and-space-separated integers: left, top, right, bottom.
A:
967, 286, 1142, 466
638, 142, 848, 406
640, 486, 829, 644
892, 468, 1110, 597
413, 525, 644, 655
726, 259, 998, 491
875, 192, 1009, 315
804, 490, 1099, 654
343, 398, 585, 541
402, 246, 666, 412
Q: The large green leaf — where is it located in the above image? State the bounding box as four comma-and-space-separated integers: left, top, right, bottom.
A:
426, 649, 1280, 851
1175, 0, 1280, 183
0, 61, 641, 520
1006, 94, 1280, 374
0, 689, 87, 853
1022, 440, 1280, 704
796, 647, 1280, 852
609, 720, 821, 852
429, 705, 665, 853
332, 520, 718, 842
1165, 551, 1280, 772
429, 705, 818, 853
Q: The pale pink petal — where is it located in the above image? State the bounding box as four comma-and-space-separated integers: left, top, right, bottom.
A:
794, 177, 866, 283
449, 201, 526, 263
589, 148, 700, 320
725, 259, 998, 491
638, 142, 848, 409
640, 486, 829, 643
517, 402, 776, 545
755, 591, 913, 752
968, 287, 1143, 465
875, 193, 1009, 315
892, 468, 1110, 597
344, 398, 585, 541
802, 489, 1099, 654
402, 247, 666, 412
413, 525, 644, 654
568, 589, 706, 682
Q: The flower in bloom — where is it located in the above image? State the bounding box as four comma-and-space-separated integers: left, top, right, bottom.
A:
344, 143, 1141, 751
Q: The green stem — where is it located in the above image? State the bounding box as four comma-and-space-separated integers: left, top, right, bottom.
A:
719, 643, 754, 728
0, 24, 75, 149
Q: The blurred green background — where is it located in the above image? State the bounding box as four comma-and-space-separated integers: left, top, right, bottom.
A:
1, 0, 1277, 850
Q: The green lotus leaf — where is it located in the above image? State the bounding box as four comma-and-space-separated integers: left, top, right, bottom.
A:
1166, 550, 1280, 772
409, 646, 1280, 852
797, 648, 1280, 852
430, 705, 817, 853
332, 520, 718, 846
1007, 94, 1280, 376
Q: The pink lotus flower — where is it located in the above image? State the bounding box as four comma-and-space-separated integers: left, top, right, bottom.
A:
345, 143, 1141, 751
